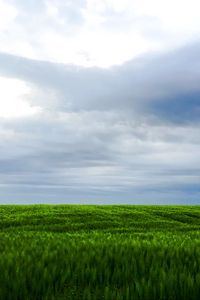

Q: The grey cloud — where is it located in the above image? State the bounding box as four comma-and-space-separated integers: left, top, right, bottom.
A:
0, 41, 200, 120
1, 111, 200, 192
1, 182, 200, 204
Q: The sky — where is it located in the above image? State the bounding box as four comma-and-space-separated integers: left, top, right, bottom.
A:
0, 0, 200, 204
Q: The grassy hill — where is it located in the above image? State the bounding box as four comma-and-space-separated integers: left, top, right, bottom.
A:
0, 205, 199, 299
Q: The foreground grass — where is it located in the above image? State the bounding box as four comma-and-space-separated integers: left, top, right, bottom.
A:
0, 205, 199, 299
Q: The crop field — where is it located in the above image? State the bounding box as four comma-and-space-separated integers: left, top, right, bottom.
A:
0, 205, 199, 300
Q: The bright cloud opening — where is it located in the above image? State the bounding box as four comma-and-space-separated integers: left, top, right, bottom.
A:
0, 77, 41, 118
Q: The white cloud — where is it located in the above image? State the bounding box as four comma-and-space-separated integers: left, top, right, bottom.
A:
0, 0, 200, 68
0, 0, 17, 31
133, 0, 200, 32
0, 77, 41, 118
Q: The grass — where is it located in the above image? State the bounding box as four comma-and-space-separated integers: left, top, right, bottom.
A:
0, 205, 199, 299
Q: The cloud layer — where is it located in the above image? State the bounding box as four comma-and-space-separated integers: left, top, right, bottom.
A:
0, 0, 200, 203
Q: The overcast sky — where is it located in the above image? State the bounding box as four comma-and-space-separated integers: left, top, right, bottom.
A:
0, 0, 200, 204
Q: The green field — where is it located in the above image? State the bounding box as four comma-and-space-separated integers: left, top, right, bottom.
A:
0, 205, 199, 300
